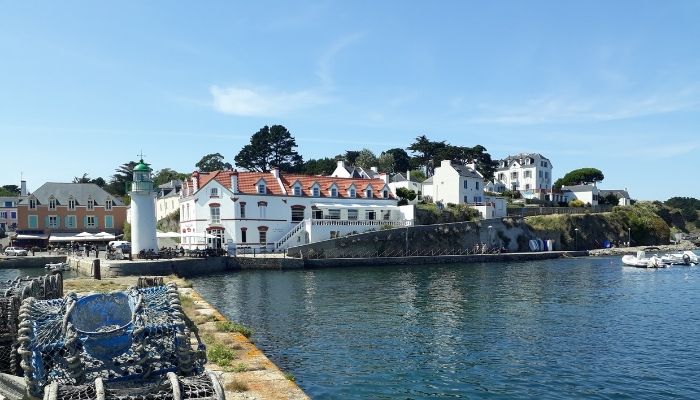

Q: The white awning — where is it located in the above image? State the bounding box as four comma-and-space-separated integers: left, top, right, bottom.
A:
14, 234, 49, 240
157, 231, 181, 238
312, 203, 400, 209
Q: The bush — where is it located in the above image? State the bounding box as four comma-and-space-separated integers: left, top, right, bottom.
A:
569, 199, 585, 208
215, 321, 253, 338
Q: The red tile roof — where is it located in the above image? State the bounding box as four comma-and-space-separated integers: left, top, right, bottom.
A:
188, 170, 393, 199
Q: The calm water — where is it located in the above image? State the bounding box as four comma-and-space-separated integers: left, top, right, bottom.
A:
191, 254, 700, 399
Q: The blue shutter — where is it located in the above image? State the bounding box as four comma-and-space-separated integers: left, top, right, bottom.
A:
94, 217, 98, 228
44, 216, 50, 228
83, 216, 88, 228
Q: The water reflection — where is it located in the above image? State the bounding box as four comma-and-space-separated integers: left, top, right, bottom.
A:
192, 256, 700, 399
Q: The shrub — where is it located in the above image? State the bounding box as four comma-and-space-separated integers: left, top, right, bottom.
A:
215, 321, 253, 338
569, 199, 585, 208
207, 343, 236, 366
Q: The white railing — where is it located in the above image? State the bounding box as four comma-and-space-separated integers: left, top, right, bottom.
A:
274, 220, 307, 249
310, 219, 412, 227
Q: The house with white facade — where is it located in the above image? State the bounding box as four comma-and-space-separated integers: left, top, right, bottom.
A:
0, 180, 28, 233
179, 168, 412, 252
155, 180, 182, 221
599, 189, 632, 206
494, 153, 553, 200
561, 184, 600, 206
330, 160, 381, 179
385, 171, 424, 204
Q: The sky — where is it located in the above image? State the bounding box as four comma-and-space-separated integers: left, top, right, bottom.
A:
1, 1, 698, 201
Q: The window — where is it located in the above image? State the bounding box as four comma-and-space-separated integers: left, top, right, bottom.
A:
293, 185, 301, 196
463, 180, 468, 189
525, 184, 531, 190
210, 207, 221, 223
347, 209, 358, 220
382, 210, 391, 220
511, 172, 518, 179
312, 186, 320, 197
28, 215, 38, 228
87, 198, 94, 211
257, 183, 266, 194
259, 230, 267, 245
383, 190, 389, 198
105, 199, 113, 211
240, 202, 246, 218
104, 215, 114, 229
366, 210, 376, 220
49, 197, 57, 210
498, 173, 505, 181
210, 187, 219, 197
87, 216, 96, 228
525, 171, 531, 178
48, 216, 59, 228
330, 187, 338, 197
0, 212, 6, 218
545, 172, 549, 179
312, 209, 323, 219
3, 201, 11, 207
365, 189, 373, 198
349, 188, 356, 198
328, 209, 340, 219
10, 211, 16, 219
240, 229, 247, 243
291, 207, 305, 222
539, 170, 543, 178
29, 198, 36, 209
258, 202, 267, 218
475, 181, 480, 190
68, 198, 76, 210
186, 204, 190, 219
66, 215, 76, 228
474, 196, 482, 203
464, 196, 469, 203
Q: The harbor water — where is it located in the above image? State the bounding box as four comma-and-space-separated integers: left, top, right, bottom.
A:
191, 253, 700, 399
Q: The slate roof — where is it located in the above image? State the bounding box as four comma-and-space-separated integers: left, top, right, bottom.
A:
497, 153, 551, 171
561, 184, 598, 192
19, 183, 124, 206
599, 189, 630, 199
451, 164, 484, 179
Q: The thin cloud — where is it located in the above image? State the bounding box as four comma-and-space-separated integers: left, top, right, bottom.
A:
316, 32, 365, 88
210, 85, 331, 117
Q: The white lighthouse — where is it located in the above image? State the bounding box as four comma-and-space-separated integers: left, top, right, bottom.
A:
128, 158, 158, 256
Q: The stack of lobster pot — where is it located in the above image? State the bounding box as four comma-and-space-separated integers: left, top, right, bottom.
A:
15, 282, 224, 400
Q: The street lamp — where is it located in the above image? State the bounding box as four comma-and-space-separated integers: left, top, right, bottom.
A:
628, 227, 631, 247
574, 228, 579, 251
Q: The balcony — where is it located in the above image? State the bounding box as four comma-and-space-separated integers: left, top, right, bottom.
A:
127, 181, 154, 192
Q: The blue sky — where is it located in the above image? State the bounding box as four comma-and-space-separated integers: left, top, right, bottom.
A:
1, 1, 698, 200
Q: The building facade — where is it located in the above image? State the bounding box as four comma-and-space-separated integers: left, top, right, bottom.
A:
179, 169, 411, 251
156, 180, 182, 221
494, 153, 553, 199
15, 183, 127, 243
0, 180, 28, 233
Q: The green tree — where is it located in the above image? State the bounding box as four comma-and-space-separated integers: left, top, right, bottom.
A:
407, 135, 447, 176
105, 161, 138, 197
153, 168, 190, 186
599, 192, 619, 205
302, 158, 337, 175
0, 185, 21, 196
377, 152, 396, 173
343, 150, 360, 165
383, 148, 411, 172
196, 153, 232, 172
395, 187, 417, 205
234, 125, 303, 172
408, 169, 426, 183
554, 168, 605, 189
355, 148, 378, 169
73, 173, 106, 187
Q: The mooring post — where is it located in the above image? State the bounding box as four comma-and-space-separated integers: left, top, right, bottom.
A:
93, 259, 101, 280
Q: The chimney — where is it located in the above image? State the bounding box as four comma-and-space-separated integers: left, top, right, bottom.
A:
20, 180, 27, 196
230, 171, 239, 194
337, 160, 345, 169
406, 169, 410, 181
466, 162, 477, 171
192, 173, 199, 192
440, 159, 452, 167
271, 167, 279, 179
370, 166, 378, 173
379, 173, 389, 184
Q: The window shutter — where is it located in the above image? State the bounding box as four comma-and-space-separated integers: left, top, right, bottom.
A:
44, 216, 50, 227
83, 216, 88, 228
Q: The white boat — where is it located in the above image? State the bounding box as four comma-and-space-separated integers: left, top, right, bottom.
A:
621, 251, 667, 268
45, 262, 70, 271
660, 251, 699, 266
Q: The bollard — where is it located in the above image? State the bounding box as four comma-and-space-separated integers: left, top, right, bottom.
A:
93, 259, 101, 280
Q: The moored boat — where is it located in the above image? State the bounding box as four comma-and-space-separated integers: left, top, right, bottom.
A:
660, 251, 699, 266
621, 251, 667, 268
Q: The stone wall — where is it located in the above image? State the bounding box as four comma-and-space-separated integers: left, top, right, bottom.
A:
288, 218, 557, 258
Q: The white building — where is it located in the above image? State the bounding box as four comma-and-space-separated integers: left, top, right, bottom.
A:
561, 184, 600, 206
0, 180, 28, 233
431, 160, 486, 205
156, 180, 182, 221
494, 153, 553, 200
179, 169, 412, 252
330, 160, 381, 179
385, 171, 423, 204
599, 189, 632, 206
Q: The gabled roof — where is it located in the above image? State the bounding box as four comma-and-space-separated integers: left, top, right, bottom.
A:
423, 176, 434, 184
599, 189, 630, 199
188, 170, 394, 199
19, 183, 123, 206
497, 153, 551, 171
451, 164, 484, 179
561, 184, 598, 192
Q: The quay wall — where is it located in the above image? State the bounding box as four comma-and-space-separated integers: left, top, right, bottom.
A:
0, 255, 66, 269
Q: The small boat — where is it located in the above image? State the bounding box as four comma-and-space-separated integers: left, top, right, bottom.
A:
621, 251, 667, 268
660, 251, 699, 266
45, 262, 70, 271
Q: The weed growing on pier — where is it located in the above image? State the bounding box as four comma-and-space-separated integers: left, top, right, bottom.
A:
225, 378, 249, 392
223, 363, 248, 373
208, 342, 237, 366
284, 372, 296, 382
215, 321, 253, 338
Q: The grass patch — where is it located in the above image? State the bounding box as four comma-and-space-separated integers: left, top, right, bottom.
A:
207, 342, 237, 366
223, 363, 248, 373
284, 372, 296, 382
224, 378, 249, 392
64, 278, 132, 294
215, 321, 253, 338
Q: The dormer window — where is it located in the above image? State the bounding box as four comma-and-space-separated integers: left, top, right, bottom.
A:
330, 187, 338, 197
29, 198, 36, 209
383, 189, 389, 198
348, 187, 356, 198
87, 198, 94, 211
293, 185, 302, 196
365, 188, 373, 198
312, 186, 320, 197
68, 197, 76, 211
210, 187, 219, 198
49, 197, 57, 210
105, 199, 113, 211
257, 181, 267, 194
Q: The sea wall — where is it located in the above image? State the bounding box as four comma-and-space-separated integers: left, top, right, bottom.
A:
0, 255, 66, 269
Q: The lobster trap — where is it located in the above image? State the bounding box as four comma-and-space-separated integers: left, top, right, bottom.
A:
17, 283, 223, 400
0, 274, 63, 375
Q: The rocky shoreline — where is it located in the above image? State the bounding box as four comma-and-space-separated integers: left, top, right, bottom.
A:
589, 241, 698, 257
